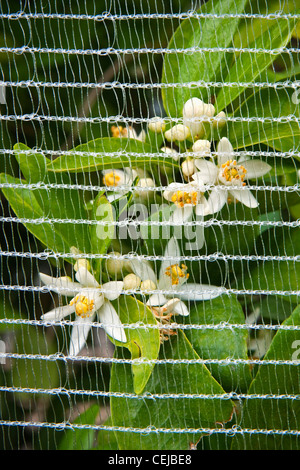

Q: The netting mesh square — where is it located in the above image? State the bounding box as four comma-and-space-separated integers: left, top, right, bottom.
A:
0, 0, 299, 451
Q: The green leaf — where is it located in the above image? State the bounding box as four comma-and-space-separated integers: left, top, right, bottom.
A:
2, 144, 92, 255
14, 143, 47, 183
240, 226, 300, 302
110, 331, 234, 450
215, 8, 299, 112
0, 173, 68, 253
227, 88, 300, 151
46, 138, 178, 173
231, 304, 300, 450
113, 295, 161, 395
161, 0, 248, 117
185, 294, 252, 392
58, 404, 100, 450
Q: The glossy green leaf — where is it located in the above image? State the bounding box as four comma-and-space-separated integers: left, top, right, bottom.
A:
58, 404, 100, 450
2, 144, 92, 255
227, 88, 300, 151
112, 295, 161, 395
161, 0, 248, 118
185, 295, 252, 392
231, 304, 300, 450
14, 143, 48, 184
46, 138, 178, 173
215, 8, 299, 112
0, 173, 69, 253
110, 331, 234, 450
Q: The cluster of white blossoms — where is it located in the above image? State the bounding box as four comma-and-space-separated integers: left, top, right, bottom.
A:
39, 97, 272, 356
160, 97, 272, 223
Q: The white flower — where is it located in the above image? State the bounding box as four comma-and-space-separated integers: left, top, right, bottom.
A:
102, 168, 138, 202
192, 137, 272, 214
148, 117, 166, 133
129, 237, 224, 315
164, 124, 191, 142
40, 265, 126, 356
183, 97, 215, 139
163, 181, 208, 224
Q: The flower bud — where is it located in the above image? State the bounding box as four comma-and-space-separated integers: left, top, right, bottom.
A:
191, 139, 211, 157
136, 178, 155, 198
123, 273, 141, 290
74, 258, 91, 272
181, 159, 196, 178
164, 124, 190, 142
212, 111, 227, 130
183, 98, 215, 138
105, 252, 125, 277
148, 117, 166, 133
140, 279, 157, 292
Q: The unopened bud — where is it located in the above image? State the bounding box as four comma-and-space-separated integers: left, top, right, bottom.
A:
123, 273, 141, 290
181, 159, 196, 178
183, 97, 215, 138
105, 252, 125, 277
148, 117, 166, 133
136, 178, 155, 198
140, 279, 157, 292
192, 139, 211, 156
164, 124, 190, 142
212, 111, 227, 130
74, 258, 91, 272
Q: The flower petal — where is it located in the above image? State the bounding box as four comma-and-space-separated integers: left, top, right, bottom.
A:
217, 137, 234, 166
98, 301, 127, 343
40, 303, 75, 321
39, 273, 80, 297
229, 188, 259, 209
172, 300, 190, 316
177, 283, 226, 301
159, 236, 181, 279
205, 187, 228, 215
101, 281, 124, 301
69, 313, 95, 356
106, 191, 126, 202
75, 267, 100, 288
146, 293, 168, 307
241, 160, 272, 180
193, 160, 218, 184
129, 259, 157, 284
195, 196, 210, 217
170, 205, 193, 225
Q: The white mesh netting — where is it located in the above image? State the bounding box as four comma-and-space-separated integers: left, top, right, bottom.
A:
0, 0, 300, 451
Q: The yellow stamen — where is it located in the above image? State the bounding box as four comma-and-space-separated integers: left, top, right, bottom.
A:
111, 125, 128, 138
103, 171, 121, 187
171, 190, 198, 208
165, 264, 189, 285
70, 295, 95, 318
221, 159, 247, 185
